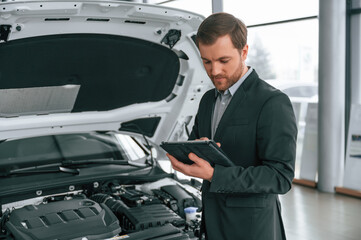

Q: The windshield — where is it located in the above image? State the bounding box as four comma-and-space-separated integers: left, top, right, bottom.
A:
0, 132, 149, 171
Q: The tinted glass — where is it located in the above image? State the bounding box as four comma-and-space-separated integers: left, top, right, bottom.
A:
0, 133, 148, 171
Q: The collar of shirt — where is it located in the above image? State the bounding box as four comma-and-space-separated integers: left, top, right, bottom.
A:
214, 66, 254, 98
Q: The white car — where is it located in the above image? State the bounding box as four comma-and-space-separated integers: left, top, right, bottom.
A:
264, 80, 318, 99
265, 80, 318, 124
0, 1, 212, 239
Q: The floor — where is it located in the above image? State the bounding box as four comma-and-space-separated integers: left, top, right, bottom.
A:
280, 184, 361, 240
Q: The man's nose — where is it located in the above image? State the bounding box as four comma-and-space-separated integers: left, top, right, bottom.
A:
211, 62, 222, 76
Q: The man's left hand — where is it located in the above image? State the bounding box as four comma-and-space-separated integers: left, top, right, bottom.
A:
167, 152, 214, 182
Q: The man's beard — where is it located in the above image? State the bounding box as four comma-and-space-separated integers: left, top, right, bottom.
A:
210, 63, 245, 92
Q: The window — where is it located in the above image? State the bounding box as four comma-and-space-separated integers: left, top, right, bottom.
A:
224, 0, 318, 26
225, 0, 319, 180
247, 19, 318, 83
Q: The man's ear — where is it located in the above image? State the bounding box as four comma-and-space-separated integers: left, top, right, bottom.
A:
241, 44, 249, 61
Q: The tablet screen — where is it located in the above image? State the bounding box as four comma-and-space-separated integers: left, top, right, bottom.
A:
160, 140, 234, 167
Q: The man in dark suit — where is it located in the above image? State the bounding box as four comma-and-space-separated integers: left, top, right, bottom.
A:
167, 12, 297, 240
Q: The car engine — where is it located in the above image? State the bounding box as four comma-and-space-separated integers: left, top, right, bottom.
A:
0, 178, 202, 240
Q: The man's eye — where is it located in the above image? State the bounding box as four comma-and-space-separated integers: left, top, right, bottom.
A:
204, 61, 211, 64
220, 60, 229, 64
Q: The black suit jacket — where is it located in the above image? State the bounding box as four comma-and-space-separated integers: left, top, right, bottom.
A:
189, 70, 297, 240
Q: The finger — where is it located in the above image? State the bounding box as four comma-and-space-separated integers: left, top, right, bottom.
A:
168, 155, 180, 167
167, 153, 179, 168
172, 165, 181, 172
217, 142, 221, 147
170, 160, 182, 172
166, 153, 176, 164
188, 153, 203, 164
199, 137, 209, 141
167, 153, 188, 170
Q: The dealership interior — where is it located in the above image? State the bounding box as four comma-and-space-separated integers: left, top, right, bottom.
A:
0, 0, 360, 239
139, 0, 360, 239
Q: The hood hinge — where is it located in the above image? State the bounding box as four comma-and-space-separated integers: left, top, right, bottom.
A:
161, 29, 181, 49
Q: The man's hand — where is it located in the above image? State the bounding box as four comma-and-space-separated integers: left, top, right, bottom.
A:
166, 137, 220, 182
167, 152, 214, 181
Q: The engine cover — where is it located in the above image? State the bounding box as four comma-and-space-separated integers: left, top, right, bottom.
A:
120, 204, 184, 232
5, 198, 121, 240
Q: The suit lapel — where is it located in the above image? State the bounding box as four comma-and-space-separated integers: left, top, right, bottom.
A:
213, 85, 246, 140
203, 93, 216, 139
213, 70, 259, 140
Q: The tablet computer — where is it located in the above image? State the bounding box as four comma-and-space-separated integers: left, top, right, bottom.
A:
160, 140, 234, 167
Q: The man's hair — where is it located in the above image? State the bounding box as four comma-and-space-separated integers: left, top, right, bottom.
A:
196, 12, 247, 51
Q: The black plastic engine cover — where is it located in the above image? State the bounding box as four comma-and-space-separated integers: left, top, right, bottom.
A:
120, 204, 184, 232
6, 198, 121, 240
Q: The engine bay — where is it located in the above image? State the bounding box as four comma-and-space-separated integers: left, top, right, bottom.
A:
0, 178, 202, 240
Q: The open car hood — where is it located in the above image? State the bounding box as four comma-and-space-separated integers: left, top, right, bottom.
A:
0, 0, 211, 144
